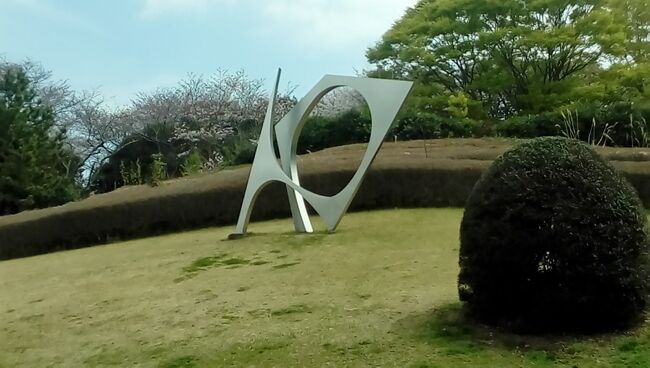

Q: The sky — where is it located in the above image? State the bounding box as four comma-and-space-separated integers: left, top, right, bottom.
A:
0, 0, 418, 107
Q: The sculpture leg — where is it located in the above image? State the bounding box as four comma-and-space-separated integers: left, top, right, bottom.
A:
232, 181, 266, 237
285, 185, 313, 233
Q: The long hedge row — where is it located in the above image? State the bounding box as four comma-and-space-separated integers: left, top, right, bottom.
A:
0, 141, 648, 261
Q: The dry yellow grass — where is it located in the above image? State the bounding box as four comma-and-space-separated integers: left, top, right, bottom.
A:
1, 208, 649, 367
0, 208, 461, 367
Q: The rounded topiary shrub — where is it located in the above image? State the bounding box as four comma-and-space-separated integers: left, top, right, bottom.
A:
459, 137, 649, 332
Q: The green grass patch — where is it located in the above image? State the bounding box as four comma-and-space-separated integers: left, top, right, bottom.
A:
160, 355, 198, 368
182, 254, 228, 273
272, 262, 301, 270
221, 257, 250, 266
251, 260, 270, 266
0, 208, 648, 367
177, 254, 252, 281
270, 304, 312, 317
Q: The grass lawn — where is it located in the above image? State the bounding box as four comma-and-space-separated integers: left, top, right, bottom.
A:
1, 208, 649, 367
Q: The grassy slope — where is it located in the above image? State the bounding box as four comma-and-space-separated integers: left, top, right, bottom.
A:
1, 208, 649, 367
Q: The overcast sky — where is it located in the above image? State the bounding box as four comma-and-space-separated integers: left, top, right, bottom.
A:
0, 0, 417, 107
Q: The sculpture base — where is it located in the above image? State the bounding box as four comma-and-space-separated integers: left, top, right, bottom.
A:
227, 233, 245, 240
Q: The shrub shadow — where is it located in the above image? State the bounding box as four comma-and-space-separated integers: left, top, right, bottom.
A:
392, 302, 639, 355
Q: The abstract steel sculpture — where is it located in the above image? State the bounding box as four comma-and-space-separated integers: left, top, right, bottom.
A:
231, 69, 412, 237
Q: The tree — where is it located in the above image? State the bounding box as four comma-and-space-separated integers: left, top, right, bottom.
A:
91, 70, 297, 191
311, 87, 367, 117
367, 0, 637, 118
0, 66, 78, 215
0, 58, 140, 189
138, 70, 296, 170
63, 96, 138, 188
602, 0, 649, 64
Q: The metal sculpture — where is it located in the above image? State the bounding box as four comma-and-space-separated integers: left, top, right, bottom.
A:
231, 69, 412, 237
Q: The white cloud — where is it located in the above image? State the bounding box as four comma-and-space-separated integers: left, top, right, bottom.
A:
261, 0, 418, 48
136, 0, 418, 48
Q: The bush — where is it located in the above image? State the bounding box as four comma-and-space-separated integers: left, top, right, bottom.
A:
391, 114, 441, 140
92, 136, 179, 193
0, 156, 488, 260
221, 137, 257, 167
562, 102, 650, 147
494, 112, 561, 138
181, 150, 204, 176
149, 153, 167, 186
459, 137, 650, 332
495, 103, 650, 147
391, 114, 485, 140
298, 110, 371, 153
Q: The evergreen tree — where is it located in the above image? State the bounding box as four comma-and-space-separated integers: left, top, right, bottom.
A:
0, 66, 77, 215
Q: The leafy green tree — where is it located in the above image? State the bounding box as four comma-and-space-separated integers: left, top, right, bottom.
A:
602, 0, 649, 63
0, 66, 78, 214
367, 0, 635, 118
447, 92, 469, 118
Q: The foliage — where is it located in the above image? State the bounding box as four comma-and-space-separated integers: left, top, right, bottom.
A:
91, 134, 179, 192
181, 150, 204, 176
391, 114, 443, 140
604, 0, 649, 63
90, 70, 296, 191
66, 102, 135, 187
447, 92, 469, 119
310, 86, 367, 117
391, 113, 488, 140
219, 107, 378, 168
220, 136, 257, 167
459, 137, 650, 332
298, 110, 372, 154
165, 71, 294, 167
493, 103, 650, 146
119, 159, 143, 186
559, 102, 650, 147
0, 58, 138, 189
493, 113, 563, 138
0, 65, 78, 215
367, 0, 650, 126
149, 153, 167, 186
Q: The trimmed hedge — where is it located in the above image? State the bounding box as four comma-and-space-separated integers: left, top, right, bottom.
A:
0, 140, 648, 260
459, 138, 650, 332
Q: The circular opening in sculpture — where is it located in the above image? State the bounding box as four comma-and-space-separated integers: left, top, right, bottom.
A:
295, 86, 372, 197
